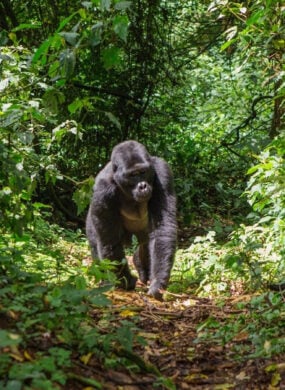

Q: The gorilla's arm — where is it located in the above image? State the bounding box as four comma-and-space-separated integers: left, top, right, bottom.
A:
87, 163, 124, 259
148, 157, 177, 298
86, 163, 137, 288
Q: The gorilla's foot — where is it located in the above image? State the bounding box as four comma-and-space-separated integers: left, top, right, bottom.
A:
117, 273, 137, 290
148, 279, 164, 301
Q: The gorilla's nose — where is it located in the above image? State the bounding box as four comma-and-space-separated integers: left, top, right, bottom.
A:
138, 181, 148, 191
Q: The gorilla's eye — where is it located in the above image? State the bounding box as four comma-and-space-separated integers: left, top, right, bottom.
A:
130, 170, 144, 177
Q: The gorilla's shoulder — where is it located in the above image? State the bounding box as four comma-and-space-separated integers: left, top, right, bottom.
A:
95, 162, 113, 184
151, 155, 170, 168
151, 156, 173, 179
93, 162, 117, 199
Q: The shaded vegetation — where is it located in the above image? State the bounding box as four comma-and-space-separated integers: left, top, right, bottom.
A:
0, 0, 284, 388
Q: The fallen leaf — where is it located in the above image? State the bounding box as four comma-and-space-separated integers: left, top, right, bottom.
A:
24, 350, 33, 361
182, 298, 198, 307
186, 373, 208, 381
10, 352, 24, 362
233, 332, 248, 341
120, 309, 138, 317
80, 352, 93, 365
138, 332, 158, 340
271, 371, 281, 386
235, 371, 248, 380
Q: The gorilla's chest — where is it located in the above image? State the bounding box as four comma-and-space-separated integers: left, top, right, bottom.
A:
120, 203, 148, 233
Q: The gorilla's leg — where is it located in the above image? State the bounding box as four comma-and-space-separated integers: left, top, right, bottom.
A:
98, 241, 137, 290
86, 209, 99, 259
133, 243, 150, 284
148, 235, 176, 300
116, 259, 138, 290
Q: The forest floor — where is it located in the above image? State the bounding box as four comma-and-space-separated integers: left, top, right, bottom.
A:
2, 225, 284, 390
67, 283, 285, 390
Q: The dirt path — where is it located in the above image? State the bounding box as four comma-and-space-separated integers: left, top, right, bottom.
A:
75, 289, 284, 390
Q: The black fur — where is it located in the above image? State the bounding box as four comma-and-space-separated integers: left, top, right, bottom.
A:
86, 140, 177, 299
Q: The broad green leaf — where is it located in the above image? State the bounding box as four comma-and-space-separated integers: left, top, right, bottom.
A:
100, 0, 111, 11
72, 177, 94, 215
246, 10, 264, 26
0, 330, 22, 347
90, 293, 111, 307
220, 38, 237, 51
90, 22, 103, 46
114, 1, 132, 10
43, 89, 65, 114
101, 46, 122, 69
59, 32, 79, 46
59, 49, 76, 79
113, 15, 129, 42
12, 23, 41, 32
105, 111, 121, 129
56, 12, 79, 33
3, 380, 22, 390
48, 60, 60, 78
82, 1, 93, 9
68, 98, 84, 114
0, 109, 22, 128
32, 36, 53, 64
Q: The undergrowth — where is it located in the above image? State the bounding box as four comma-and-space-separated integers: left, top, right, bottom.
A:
0, 224, 152, 390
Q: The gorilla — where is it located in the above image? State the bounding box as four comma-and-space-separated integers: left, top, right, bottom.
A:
86, 140, 177, 300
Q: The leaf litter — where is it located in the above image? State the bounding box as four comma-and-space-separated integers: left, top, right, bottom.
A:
1, 261, 284, 389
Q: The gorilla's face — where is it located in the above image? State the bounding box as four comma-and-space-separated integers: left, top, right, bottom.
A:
111, 141, 154, 203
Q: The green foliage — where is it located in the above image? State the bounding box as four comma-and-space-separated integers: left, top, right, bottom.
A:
1, 0, 279, 222
173, 135, 284, 361
0, 226, 149, 389
6, 348, 72, 389
174, 136, 285, 293
0, 0, 284, 383
246, 135, 285, 223
172, 231, 243, 297
196, 292, 285, 359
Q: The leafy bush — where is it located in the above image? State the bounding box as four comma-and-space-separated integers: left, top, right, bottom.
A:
196, 291, 285, 360
0, 227, 149, 389
241, 134, 285, 285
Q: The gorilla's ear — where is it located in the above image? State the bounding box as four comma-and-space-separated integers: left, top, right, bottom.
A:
112, 163, 118, 173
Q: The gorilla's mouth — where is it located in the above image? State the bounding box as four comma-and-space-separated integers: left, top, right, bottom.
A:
134, 191, 152, 203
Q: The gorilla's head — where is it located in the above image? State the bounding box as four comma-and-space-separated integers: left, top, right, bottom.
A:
111, 141, 154, 203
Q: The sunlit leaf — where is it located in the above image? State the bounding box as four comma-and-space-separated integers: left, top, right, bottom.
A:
0, 330, 22, 347
12, 23, 41, 32
120, 309, 137, 317
246, 10, 264, 26
80, 352, 93, 365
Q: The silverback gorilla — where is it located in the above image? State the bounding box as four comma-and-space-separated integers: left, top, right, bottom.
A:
86, 140, 177, 300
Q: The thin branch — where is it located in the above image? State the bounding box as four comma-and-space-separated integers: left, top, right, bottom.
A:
72, 81, 136, 102
220, 95, 273, 148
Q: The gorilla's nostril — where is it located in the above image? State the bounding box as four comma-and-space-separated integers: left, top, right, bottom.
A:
138, 181, 147, 191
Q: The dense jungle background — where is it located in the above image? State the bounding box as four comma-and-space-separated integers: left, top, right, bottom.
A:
0, 0, 284, 388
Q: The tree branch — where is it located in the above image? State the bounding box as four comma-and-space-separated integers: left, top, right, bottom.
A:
72, 81, 136, 102
221, 95, 273, 148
